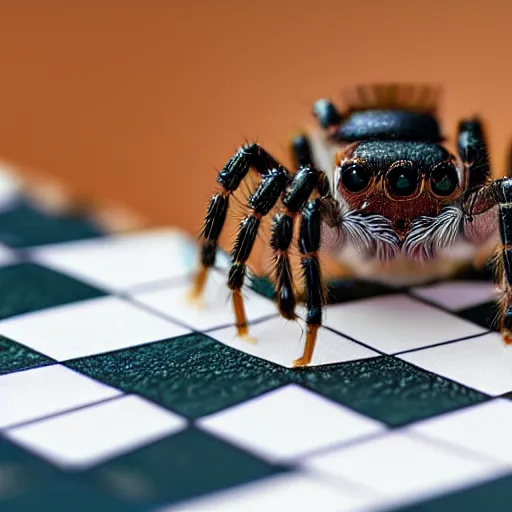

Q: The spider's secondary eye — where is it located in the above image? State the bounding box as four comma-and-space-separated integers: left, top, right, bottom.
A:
431, 163, 458, 196
386, 164, 418, 197
340, 164, 371, 193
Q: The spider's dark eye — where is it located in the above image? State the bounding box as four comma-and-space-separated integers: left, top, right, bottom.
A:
386, 164, 418, 197
430, 163, 458, 196
340, 164, 371, 193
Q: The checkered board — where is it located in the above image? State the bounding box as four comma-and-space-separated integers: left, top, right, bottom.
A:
2, 174, 512, 511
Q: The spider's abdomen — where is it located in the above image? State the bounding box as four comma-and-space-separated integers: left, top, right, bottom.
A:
336, 109, 443, 143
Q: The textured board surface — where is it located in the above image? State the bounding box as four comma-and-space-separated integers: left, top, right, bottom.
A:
1, 177, 512, 511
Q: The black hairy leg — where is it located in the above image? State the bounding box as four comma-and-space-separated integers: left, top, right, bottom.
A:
269, 132, 331, 326
457, 117, 491, 190
457, 117, 492, 231
228, 167, 289, 337
267, 134, 316, 321
191, 143, 289, 338
294, 198, 326, 367
191, 142, 279, 297
270, 166, 339, 366
269, 165, 335, 319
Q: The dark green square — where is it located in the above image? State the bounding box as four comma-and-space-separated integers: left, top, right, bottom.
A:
84, 427, 284, 509
0, 436, 58, 504
2, 476, 137, 512
390, 472, 512, 512
0, 335, 55, 375
458, 301, 498, 331
0, 263, 107, 321
294, 356, 489, 426
66, 333, 290, 419
0, 201, 104, 248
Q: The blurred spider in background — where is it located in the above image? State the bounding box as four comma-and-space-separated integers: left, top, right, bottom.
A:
190, 84, 511, 367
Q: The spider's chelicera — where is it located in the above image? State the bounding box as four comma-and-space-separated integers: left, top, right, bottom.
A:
190, 84, 511, 367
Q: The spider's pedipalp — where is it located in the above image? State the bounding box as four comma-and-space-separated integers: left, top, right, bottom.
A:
402, 206, 463, 262
340, 211, 400, 261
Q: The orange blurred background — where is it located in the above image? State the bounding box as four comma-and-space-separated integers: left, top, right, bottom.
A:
0, 1, 511, 235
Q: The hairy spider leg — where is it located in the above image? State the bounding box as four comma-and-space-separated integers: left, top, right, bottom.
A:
457, 117, 491, 190
270, 165, 322, 321
191, 143, 279, 299
191, 143, 288, 336
293, 198, 326, 367
264, 134, 315, 319
269, 212, 296, 319
457, 117, 495, 269
228, 167, 289, 337
271, 165, 339, 367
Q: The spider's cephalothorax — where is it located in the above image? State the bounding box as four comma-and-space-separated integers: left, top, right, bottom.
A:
190, 84, 512, 367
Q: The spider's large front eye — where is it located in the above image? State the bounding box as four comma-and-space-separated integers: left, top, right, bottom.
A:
430, 162, 458, 196
386, 164, 418, 197
340, 164, 371, 193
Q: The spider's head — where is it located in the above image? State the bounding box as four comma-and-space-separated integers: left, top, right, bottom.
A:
335, 140, 465, 236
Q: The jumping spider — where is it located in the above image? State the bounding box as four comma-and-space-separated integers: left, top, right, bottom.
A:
190, 84, 511, 367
